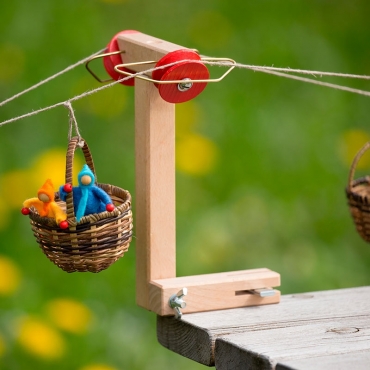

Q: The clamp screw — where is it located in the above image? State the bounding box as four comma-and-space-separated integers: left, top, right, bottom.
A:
169, 288, 188, 319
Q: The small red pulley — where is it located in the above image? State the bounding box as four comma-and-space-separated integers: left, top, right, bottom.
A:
152, 50, 210, 103
103, 30, 138, 86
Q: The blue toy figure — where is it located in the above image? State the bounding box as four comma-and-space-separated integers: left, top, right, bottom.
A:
59, 164, 115, 222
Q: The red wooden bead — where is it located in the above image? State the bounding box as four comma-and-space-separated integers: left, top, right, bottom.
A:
103, 30, 138, 86
63, 183, 73, 193
152, 50, 209, 103
21, 207, 30, 215
59, 220, 69, 229
106, 204, 115, 212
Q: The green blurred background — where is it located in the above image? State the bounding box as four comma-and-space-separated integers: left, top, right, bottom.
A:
0, 0, 370, 368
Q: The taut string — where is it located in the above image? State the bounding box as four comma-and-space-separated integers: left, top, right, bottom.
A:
0, 49, 105, 108
1, 57, 370, 128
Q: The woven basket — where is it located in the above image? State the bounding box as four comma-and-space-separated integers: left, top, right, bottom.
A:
27, 137, 133, 272
346, 141, 370, 242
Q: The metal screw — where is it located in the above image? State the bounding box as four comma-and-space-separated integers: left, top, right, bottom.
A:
249, 288, 276, 297
178, 78, 193, 92
169, 287, 188, 319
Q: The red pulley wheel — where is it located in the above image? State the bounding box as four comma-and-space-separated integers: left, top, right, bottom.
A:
103, 30, 138, 86
152, 50, 209, 103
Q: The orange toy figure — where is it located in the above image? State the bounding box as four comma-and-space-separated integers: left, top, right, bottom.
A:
22, 179, 68, 229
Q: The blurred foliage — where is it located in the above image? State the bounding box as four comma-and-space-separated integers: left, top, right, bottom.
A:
0, 0, 370, 368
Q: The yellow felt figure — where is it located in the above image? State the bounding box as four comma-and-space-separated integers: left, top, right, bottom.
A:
22, 179, 68, 228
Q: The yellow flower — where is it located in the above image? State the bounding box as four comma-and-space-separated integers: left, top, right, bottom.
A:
46, 298, 93, 334
0, 255, 21, 295
17, 316, 65, 360
0, 148, 83, 212
79, 364, 118, 370
0, 170, 30, 209
0, 197, 9, 230
176, 133, 219, 175
176, 101, 202, 137
31, 148, 83, 192
339, 129, 370, 169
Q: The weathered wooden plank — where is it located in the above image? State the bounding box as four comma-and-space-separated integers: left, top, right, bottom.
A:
276, 350, 370, 370
157, 316, 214, 366
216, 317, 370, 370
157, 286, 370, 368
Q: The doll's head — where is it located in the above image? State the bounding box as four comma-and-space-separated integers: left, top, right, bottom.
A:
78, 165, 95, 187
37, 179, 55, 203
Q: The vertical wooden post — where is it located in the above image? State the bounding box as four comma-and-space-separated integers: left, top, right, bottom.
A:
135, 78, 176, 309
117, 32, 185, 310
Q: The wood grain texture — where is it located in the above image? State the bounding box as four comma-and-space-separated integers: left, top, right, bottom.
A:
115, 31, 186, 310
157, 315, 214, 366
217, 317, 370, 370
150, 268, 280, 315
117, 32, 183, 72
157, 286, 370, 368
276, 350, 370, 370
134, 78, 176, 310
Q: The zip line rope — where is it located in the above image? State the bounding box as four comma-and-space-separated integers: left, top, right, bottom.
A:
0, 48, 105, 108
1, 50, 370, 128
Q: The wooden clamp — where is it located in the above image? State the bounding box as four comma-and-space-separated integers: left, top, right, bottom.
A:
90, 31, 281, 316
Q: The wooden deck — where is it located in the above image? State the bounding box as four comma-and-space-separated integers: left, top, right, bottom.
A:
157, 286, 370, 369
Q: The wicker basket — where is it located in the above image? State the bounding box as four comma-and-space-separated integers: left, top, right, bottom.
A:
346, 141, 370, 242
27, 137, 133, 272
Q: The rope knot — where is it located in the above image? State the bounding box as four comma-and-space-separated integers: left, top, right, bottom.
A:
64, 101, 83, 143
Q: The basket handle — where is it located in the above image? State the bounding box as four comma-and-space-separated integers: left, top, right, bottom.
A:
347, 141, 370, 189
65, 137, 97, 220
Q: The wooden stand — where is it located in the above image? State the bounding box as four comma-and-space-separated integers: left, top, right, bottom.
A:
117, 32, 280, 316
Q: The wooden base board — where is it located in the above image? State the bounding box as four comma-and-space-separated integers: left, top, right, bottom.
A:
157, 287, 370, 368
149, 268, 280, 316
